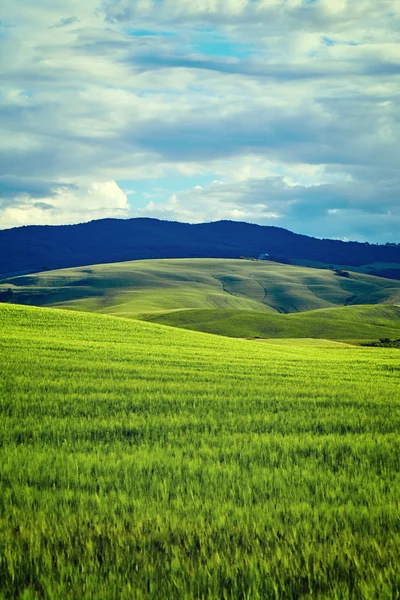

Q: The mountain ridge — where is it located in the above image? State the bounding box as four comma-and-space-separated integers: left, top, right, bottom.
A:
1, 217, 399, 278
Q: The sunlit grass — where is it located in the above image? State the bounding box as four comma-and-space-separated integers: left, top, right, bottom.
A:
1, 303, 400, 598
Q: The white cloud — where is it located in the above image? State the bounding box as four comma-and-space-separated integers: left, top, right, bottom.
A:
1, 181, 129, 229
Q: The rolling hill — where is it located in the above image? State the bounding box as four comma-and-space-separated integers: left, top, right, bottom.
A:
1, 259, 400, 319
1, 303, 400, 597
140, 305, 400, 342
1, 217, 399, 278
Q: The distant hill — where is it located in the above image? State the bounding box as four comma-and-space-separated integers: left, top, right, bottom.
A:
1, 218, 399, 279
1, 258, 399, 317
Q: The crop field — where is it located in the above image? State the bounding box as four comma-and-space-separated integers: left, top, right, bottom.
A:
2, 258, 400, 317
1, 303, 400, 598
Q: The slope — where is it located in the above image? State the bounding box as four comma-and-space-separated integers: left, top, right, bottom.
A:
1, 258, 400, 317
1, 303, 400, 597
140, 304, 400, 341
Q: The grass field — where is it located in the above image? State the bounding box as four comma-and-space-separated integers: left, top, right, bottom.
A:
2, 258, 400, 317
1, 303, 400, 598
140, 304, 400, 341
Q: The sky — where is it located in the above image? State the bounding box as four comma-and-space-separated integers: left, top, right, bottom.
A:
0, 0, 399, 242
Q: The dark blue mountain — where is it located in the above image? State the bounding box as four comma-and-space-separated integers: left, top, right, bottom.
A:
1, 218, 399, 278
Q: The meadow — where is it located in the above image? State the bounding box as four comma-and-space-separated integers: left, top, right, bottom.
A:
141, 304, 400, 342
1, 303, 400, 598
2, 258, 400, 317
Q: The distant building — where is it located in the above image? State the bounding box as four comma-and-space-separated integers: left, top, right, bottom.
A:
258, 253, 269, 260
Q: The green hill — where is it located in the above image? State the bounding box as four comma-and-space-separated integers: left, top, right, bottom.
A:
1, 258, 400, 317
140, 304, 400, 342
1, 303, 400, 597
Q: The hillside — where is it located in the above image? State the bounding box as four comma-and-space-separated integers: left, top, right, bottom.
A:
2, 259, 400, 318
140, 305, 400, 342
1, 303, 400, 597
1, 217, 399, 278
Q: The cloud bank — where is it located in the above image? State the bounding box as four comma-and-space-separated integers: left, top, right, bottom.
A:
0, 0, 399, 241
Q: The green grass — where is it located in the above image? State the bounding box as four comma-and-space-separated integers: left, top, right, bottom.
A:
140, 304, 400, 342
1, 303, 400, 598
2, 258, 400, 317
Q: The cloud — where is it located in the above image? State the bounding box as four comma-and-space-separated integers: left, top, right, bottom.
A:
0, 176, 75, 201
133, 162, 400, 243
1, 181, 129, 229
0, 0, 399, 241
51, 16, 80, 29
104, 0, 400, 38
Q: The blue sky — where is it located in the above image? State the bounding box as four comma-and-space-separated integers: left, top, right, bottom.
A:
0, 0, 399, 242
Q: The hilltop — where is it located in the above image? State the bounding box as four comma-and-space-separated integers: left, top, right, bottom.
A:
2, 258, 400, 317
1, 217, 399, 279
